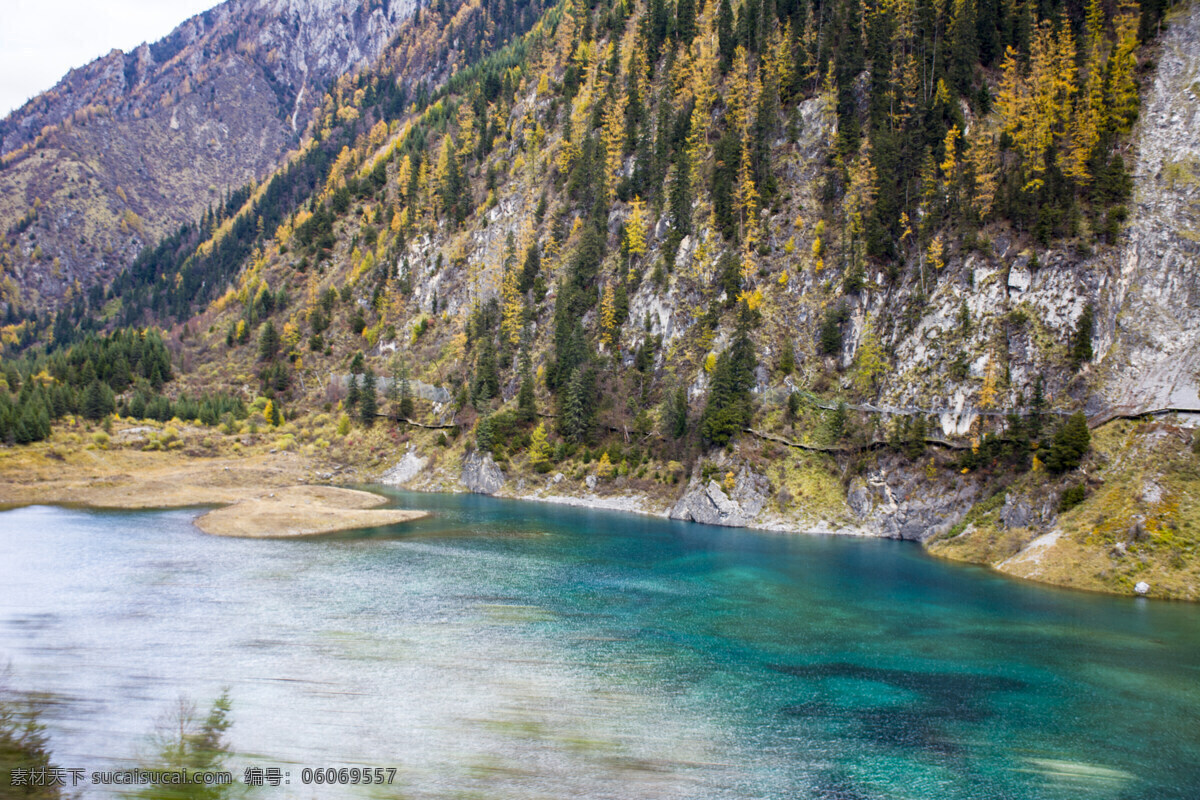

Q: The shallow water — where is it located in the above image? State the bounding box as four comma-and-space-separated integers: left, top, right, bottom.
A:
1, 489, 1199, 799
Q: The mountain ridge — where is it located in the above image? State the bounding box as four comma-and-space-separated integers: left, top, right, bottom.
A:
0, 0, 417, 306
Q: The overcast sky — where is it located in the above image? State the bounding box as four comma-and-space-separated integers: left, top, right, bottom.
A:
1, 0, 221, 117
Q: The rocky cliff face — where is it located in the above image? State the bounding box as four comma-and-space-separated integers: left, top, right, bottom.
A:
0, 0, 415, 305
1093, 2, 1200, 416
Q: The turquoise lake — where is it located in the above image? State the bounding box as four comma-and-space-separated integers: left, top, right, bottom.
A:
1, 489, 1199, 799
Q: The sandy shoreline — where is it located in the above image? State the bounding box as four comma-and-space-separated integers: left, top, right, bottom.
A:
0, 434, 427, 537
195, 485, 427, 537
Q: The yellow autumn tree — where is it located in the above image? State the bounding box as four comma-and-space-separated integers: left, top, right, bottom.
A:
853, 322, 886, 396
624, 197, 648, 257
528, 422, 550, 466
599, 284, 617, 349
500, 267, 523, 350
602, 90, 627, 201
927, 233, 945, 271
597, 451, 615, 479
978, 351, 999, 409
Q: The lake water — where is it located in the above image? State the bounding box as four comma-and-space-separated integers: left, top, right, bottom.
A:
1, 489, 1199, 799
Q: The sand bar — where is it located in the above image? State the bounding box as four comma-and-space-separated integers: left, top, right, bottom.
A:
0, 429, 427, 537
195, 485, 427, 537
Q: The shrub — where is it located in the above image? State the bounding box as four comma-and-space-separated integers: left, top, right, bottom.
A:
1058, 484, 1087, 513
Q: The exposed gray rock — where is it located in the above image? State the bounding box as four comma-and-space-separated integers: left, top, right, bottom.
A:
460, 451, 504, 495
846, 477, 872, 520
1095, 3, 1200, 415
1007, 265, 1031, 294
380, 449, 427, 486
864, 458, 981, 542
669, 468, 771, 527
999, 495, 1033, 529
331, 374, 451, 404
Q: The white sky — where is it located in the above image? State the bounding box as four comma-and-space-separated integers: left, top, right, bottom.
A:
1, 0, 221, 117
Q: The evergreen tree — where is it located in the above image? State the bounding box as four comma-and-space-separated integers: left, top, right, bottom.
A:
677, 0, 697, 44
700, 329, 757, 446
360, 368, 378, 426
1070, 303, 1095, 371
558, 367, 593, 443
473, 337, 500, 402
82, 380, 112, 421
819, 303, 849, 356
398, 363, 414, 420
258, 320, 280, 361
347, 374, 360, 410
779, 339, 795, 374
664, 384, 689, 439
1044, 412, 1091, 473
718, 0, 736, 73
517, 338, 536, 422
667, 150, 693, 259
519, 245, 541, 293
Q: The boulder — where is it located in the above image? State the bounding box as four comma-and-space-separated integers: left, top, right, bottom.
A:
460, 451, 505, 495
669, 470, 769, 527
846, 477, 872, 520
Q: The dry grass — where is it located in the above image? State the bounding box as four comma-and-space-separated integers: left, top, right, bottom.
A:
195, 485, 426, 537
931, 420, 1200, 600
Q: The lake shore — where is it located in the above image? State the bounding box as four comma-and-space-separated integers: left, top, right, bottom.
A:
0, 422, 427, 537
195, 485, 427, 537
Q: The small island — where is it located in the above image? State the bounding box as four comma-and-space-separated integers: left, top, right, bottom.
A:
195, 485, 427, 537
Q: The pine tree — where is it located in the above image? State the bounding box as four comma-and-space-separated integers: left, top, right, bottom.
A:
779, 339, 795, 375
700, 329, 757, 446
398, 362, 414, 420
473, 337, 500, 402
668, 152, 692, 256
948, 0, 979, 95
1045, 412, 1091, 473
1070, 303, 1095, 370
347, 373, 360, 410
664, 384, 689, 439
677, 0, 697, 44
519, 245, 541, 293
559, 367, 591, 443
517, 336, 536, 422
360, 368, 378, 426
258, 320, 280, 361
82, 379, 111, 421
718, 0, 735, 73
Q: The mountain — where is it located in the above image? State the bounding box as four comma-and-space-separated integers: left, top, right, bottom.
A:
0, 0, 417, 307
3, 0, 1199, 599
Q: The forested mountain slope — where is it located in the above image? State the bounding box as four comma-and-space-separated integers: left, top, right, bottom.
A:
4, 0, 1200, 598
0, 0, 419, 307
